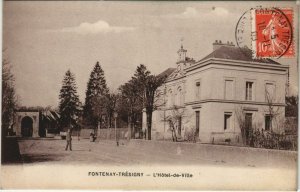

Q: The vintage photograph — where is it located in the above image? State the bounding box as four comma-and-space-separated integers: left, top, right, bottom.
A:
1, 1, 298, 190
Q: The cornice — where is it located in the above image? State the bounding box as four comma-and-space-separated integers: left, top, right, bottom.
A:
185, 99, 285, 107
186, 58, 289, 73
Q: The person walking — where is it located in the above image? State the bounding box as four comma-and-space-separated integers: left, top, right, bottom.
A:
65, 129, 72, 151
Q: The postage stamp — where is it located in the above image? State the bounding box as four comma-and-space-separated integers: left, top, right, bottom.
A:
251, 8, 294, 58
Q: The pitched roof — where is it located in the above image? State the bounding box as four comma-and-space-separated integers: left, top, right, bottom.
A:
158, 68, 176, 78
200, 46, 280, 65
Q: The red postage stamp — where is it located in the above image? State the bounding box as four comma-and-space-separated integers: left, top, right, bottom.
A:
252, 8, 294, 58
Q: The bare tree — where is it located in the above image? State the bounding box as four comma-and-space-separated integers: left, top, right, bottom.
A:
234, 105, 248, 146
264, 85, 283, 132
161, 105, 191, 142
235, 86, 284, 147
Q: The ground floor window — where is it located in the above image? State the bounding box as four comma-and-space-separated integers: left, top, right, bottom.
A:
178, 116, 182, 136
195, 111, 200, 137
224, 113, 232, 130
265, 115, 272, 131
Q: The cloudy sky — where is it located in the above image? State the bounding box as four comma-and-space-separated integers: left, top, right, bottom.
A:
3, 1, 298, 107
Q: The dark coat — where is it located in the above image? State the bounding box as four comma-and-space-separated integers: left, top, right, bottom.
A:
66, 131, 72, 141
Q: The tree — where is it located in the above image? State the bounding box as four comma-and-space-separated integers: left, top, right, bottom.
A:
161, 105, 191, 142
133, 64, 166, 140
119, 79, 143, 139
58, 70, 82, 130
286, 95, 298, 118
104, 92, 119, 128
264, 86, 283, 132
83, 61, 109, 128
2, 55, 17, 137
234, 105, 248, 146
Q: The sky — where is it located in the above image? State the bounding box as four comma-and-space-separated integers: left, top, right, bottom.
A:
3, 1, 299, 107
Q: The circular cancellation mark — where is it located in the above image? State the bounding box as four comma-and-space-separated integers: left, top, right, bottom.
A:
235, 7, 294, 59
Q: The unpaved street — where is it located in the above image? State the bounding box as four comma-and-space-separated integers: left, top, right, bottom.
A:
1, 138, 297, 190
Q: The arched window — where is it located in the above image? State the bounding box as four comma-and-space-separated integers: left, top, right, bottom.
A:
177, 87, 181, 106
180, 88, 184, 106
177, 87, 184, 106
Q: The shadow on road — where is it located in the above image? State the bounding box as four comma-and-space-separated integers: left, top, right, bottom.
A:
21, 154, 66, 163
1, 137, 21, 164
71, 149, 91, 152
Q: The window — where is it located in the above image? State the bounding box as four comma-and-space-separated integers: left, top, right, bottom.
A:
224, 113, 232, 130
245, 82, 254, 101
265, 115, 272, 131
176, 87, 183, 106
180, 90, 184, 106
178, 116, 182, 136
175, 92, 178, 105
265, 83, 275, 101
195, 111, 200, 137
195, 82, 201, 100
245, 113, 253, 130
225, 80, 234, 100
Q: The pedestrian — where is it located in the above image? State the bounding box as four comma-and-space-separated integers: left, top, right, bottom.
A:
90, 131, 95, 142
65, 129, 72, 151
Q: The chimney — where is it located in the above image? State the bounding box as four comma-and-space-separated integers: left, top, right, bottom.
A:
213, 40, 235, 51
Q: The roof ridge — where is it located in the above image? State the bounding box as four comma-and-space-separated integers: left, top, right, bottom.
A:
199, 45, 280, 65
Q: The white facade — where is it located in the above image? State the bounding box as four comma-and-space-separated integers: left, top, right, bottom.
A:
144, 41, 289, 143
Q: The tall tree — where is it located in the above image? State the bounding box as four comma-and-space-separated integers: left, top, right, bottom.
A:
2, 55, 17, 137
119, 79, 143, 138
105, 92, 119, 128
133, 64, 166, 140
58, 70, 81, 130
286, 96, 298, 118
83, 61, 109, 128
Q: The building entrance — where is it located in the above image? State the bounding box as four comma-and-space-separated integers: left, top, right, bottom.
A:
21, 116, 33, 137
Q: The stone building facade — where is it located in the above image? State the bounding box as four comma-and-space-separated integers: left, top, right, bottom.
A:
13, 109, 60, 137
144, 41, 289, 143
14, 110, 41, 137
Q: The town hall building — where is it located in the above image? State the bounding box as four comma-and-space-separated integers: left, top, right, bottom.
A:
144, 40, 289, 144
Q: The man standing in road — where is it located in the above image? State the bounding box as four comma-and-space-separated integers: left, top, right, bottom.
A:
65, 129, 72, 151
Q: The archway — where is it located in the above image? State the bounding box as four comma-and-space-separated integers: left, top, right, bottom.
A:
21, 116, 33, 137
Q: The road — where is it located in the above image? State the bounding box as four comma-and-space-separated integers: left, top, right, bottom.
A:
1, 138, 297, 190
18, 138, 230, 166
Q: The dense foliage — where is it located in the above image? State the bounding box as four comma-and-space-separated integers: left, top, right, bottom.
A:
83, 62, 109, 128
58, 70, 81, 130
2, 57, 17, 137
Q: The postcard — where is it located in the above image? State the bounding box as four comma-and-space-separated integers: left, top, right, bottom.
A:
1, 1, 298, 190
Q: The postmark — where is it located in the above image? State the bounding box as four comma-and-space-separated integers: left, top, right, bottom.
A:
252, 8, 294, 58
235, 7, 294, 59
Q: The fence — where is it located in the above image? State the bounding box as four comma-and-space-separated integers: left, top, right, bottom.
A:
250, 129, 297, 151
69, 128, 129, 140
97, 128, 129, 140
